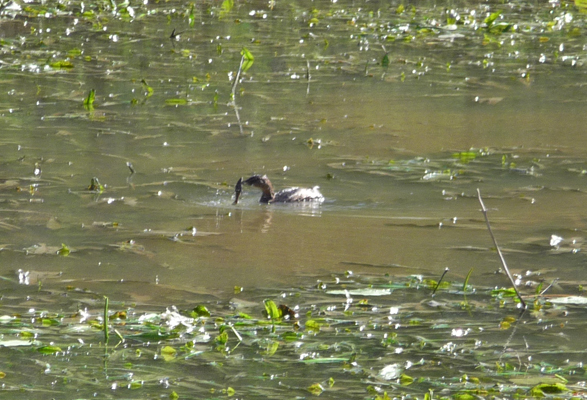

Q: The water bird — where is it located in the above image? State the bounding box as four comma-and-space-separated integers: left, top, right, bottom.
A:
233, 175, 324, 204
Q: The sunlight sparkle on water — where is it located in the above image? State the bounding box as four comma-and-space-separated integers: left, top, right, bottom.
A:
451, 328, 468, 337
18, 269, 29, 285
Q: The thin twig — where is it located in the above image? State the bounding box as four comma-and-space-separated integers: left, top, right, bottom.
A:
539, 278, 559, 296
230, 324, 243, 342
499, 310, 527, 362
477, 189, 526, 309
231, 56, 245, 135
232, 55, 245, 98
232, 102, 244, 135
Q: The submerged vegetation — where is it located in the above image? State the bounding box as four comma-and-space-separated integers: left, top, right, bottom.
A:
1, 271, 586, 399
1, 0, 585, 114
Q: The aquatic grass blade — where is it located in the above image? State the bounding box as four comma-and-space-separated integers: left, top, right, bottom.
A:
83, 89, 95, 110
463, 268, 473, 292
103, 296, 109, 343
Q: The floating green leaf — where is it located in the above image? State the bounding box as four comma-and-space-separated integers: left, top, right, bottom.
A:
41, 318, 59, 326
488, 22, 512, 34
20, 331, 34, 339
38, 345, 62, 354
281, 331, 301, 341
263, 299, 281, 319
68, 48, 82, 57
83, 89, 95, 110
161, 346, 177, 362
263, 341, 279, 356
58, 243, 70, 256
241, 47, 254, 72
50, 60, 74, 69
452, 151, 477, 163
305, 319, 329, 331
484, 10, 502, 27
191, 305, 211, 318
576, 0, 587, 12
219, 0, 233, 18
453, 393, 475, 400
530, 383, 568, 397
129, 381, 143, 389
491, 288, 517, 298
215, 330, 228, 345
141, 79, 154, 98
165, 98, 188, 105
307, 383, 324, 395
375, 392, 391, 400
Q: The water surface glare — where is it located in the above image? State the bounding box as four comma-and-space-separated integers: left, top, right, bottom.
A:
1, 0, 587, 398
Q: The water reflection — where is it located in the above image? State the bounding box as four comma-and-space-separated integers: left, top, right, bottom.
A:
233, 202, 323, 234
249, 207, 274, 234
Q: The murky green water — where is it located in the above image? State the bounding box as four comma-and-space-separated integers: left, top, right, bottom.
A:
2, 0, 587, 398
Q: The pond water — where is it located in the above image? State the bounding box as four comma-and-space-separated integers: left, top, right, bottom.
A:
1, 0, 587, 398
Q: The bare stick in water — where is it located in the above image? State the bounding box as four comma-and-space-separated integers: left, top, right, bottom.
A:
539, 278, 559, 296
231, 55, 244, 98
477, 189, 526, 309
229, 56, 245, 135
